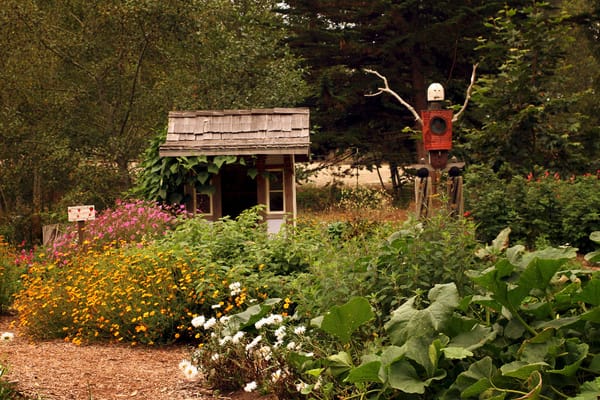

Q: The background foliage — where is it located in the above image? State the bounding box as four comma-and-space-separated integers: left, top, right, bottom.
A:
464, 165, 600, 252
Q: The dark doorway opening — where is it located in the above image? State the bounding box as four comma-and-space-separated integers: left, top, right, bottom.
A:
220, 164, 258, 219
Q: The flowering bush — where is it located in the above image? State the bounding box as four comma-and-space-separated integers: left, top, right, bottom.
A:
51, 199, 185, 258
13, 241, 278, 345
181, 298, 318, 398
0, 237, 29, 313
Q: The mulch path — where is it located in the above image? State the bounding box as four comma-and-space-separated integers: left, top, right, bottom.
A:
0, 315, 270, 400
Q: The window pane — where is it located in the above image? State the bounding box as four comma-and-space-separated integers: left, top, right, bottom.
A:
269, 171, 283, 190
196, 194, 211, 214
269, 191, 284, 212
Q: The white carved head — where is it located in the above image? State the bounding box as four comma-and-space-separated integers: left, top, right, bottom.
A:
427, 83, 445, 102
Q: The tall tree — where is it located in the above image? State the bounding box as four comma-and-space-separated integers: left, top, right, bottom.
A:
280, 1, 524, 184
0, 0, 307, 244
463, 1, 599, 175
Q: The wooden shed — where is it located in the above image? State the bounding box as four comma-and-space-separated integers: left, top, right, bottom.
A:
159, 108, 310, 232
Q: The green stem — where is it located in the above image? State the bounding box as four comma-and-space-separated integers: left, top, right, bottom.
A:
510, 306, 538, 336
343, 389, 381, 400
549, 385, 571, 398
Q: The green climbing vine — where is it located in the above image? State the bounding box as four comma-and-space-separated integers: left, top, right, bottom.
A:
132, 131, 255, 204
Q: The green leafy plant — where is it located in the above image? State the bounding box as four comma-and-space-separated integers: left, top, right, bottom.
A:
465, 166, 600, 251
364, 213, 480, 319
0, 239, 28, 314
133, 131, 251, 204
293, 240, 599, 399
584, 231, 600, 265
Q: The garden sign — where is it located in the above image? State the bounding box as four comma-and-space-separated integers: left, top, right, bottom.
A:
68, 205, 95, 245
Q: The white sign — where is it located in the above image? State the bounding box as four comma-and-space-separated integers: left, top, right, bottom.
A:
68, 205, 96, 222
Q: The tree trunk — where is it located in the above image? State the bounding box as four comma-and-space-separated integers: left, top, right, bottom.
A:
31, 170, 43, 245
410, 50, 427, 162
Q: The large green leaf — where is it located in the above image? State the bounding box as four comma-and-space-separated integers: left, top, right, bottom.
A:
385, 283, 459, 346
575, 279, 600, 306
387, 360, 427, 394
584, 250, 600, 264
580, 306, 600, 323
345, 361, 382, 384
327, 351, 354, 377
318, 297, 374, 344
567, 376, 600, 400
213, 155, 238, 168
442, 346, 473, 359
450, 357, 496, 398
448, 324, 495, 351
547, 340, 588, 377
207, 163, 220, 174
518, 255, 572, 298
517, 247, 576, 269
470, 260, 516, 311
197, 170, 210, 185
225, 298, 281, 334
500, 361, 548, 380
519, 331, 563, 364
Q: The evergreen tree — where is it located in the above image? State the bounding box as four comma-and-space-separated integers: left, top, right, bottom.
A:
464, 1, 599, 175
281, 1, 523, 177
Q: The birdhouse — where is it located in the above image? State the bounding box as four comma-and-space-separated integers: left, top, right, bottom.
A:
421, 109, 453, 151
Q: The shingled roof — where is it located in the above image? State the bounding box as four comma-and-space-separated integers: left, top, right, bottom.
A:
159, 108, 310, 159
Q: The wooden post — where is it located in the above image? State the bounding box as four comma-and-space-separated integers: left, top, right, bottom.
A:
68, 205, 95, 248
77, 220, 85, 245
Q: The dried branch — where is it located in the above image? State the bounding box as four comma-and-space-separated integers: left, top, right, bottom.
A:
364, 68, 422, 125
452, 63, 478, 122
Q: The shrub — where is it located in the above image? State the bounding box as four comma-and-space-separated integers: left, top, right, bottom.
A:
361, 213, 480, 319
291, 246, 599, 400
337, 186, 392, 211
0, 238, 30, 314
13, 207, 321, 344
51, 199, 185, 258
296, 183, 343, 212
465, 166, 600, 251
14, 244, 199, 344
184, 299, 311, 398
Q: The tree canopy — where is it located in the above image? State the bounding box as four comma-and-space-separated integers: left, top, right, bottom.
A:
0, 0, 599, 243
0, 0, 307, 243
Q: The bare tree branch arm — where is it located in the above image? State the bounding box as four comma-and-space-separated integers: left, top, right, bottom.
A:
452, 63, 478, 122
364, 68, 422, 125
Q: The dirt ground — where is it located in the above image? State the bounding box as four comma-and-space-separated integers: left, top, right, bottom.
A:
0, 315, 272, 400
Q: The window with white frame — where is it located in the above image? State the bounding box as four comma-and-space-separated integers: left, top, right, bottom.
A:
267, 170, 284, 212
195, 192, 212, 215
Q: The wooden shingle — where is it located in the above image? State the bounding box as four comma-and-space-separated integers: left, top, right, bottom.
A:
159, 108, 310, 159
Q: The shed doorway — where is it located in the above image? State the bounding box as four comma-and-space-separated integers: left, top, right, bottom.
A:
220, 164, 258, 219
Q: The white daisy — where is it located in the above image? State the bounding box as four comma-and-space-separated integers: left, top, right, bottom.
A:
229, 281, 242, 296
203, 317, 217, 330
191, 315, 205, 328
244, 381, 258, 392
294, 325, 306, 335
1, 332, 14, 342
231, 331, 245, 344
245, 335, 262, 351
274, 325, 286, 341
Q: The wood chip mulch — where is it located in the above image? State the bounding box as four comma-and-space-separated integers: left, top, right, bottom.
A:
0, 315, 270, 400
